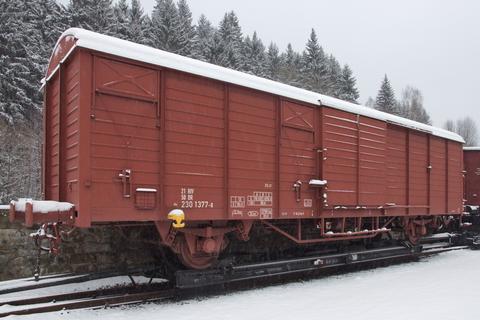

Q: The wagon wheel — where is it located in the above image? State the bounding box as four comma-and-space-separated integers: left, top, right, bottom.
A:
404, 218, 431, 244
176, 235, 218, 270
405, 220, 421, 244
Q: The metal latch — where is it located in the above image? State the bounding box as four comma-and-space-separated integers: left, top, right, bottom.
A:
293, 180, 302, 202
119, 169, 132, 198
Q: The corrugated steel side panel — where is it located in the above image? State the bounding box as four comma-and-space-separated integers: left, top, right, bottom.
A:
386, 125, 407, 210
228, 87, 276, 220
429, 137, 447, 213
408, 132, 429, 214
447, 141, 463, 213
163, 72, 225, 220
322, 107, 358, 205
358, 117, 386, 205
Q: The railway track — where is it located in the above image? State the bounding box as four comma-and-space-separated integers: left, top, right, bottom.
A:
176, 235, 472, 288
0, 271, 137, 296
0, 234, 476, 318
0, 283, 174, 317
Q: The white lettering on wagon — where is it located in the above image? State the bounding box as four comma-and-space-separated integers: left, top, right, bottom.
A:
247, 192, 273, 207
232, 209, 244, 217
260, 208, 273, 219
247, 210, 259, 217
304, 199, 313, 208
180, 187, 214, 209
230, 196, 246, 208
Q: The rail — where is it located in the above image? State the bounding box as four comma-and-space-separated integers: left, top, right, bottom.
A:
175, 234, 472, 288
0, 287, 174, 317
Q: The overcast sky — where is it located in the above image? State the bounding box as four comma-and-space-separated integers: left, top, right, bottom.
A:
68, 0, 480, 128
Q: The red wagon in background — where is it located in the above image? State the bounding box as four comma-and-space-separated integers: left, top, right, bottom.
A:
9, 28, 466, 269
464, 147, 480, 210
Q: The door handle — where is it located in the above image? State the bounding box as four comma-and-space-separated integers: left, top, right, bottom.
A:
118, 169, 132, 198
293, 180, 302, 202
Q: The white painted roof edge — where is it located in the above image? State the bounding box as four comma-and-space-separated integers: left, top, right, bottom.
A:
464, 146, 480, 151
53, 28, 464, 143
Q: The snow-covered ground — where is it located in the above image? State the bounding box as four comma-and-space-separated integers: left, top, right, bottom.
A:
4, 249, 480, 320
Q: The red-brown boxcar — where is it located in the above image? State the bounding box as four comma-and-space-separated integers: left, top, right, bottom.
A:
464, 147, 480, 207
10, 29, 465, 269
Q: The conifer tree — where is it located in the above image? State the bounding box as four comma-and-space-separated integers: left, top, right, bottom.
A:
301, 29, 329, 93
66, 0, 116, 35
326, 55, 342, 97
265, 43, 282, 81
375, 75, 397, 114
113, 0, 129, 39
150, 0, 181, 52
217, 11, 243, 69
129, 0, 148, 44
280, 43, 301, 86
365, 97, 375, 108
205, 31, 227, 66
32, 0, 67, 56
241, 31, 266, 76
192, 14, 215, 61
177, 0, 195, 56
338, 65, 360, 103
0, 0, 42, 123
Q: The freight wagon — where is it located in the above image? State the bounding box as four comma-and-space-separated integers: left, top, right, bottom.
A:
9, 28, 465, 269
464, 147, 480, 217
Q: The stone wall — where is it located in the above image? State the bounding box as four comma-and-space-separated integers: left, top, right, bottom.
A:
0, 213, 159, 281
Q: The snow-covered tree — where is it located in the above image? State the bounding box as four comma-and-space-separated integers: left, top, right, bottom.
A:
150, 0, 182, 53
265, 43, 282, 81
279, 43, 302, 86
192, 14, 215, 61
241, 31, 266, 76
338, 65, 360, 103
0, 121, 42, 203
300, 29, 329, 94
217, 11, 243, 69
66, 0, 116, 35
31, 0, 67, 57
0, 0, 43, 123
326, 55, 342, 97
113, 0, 130, 39
177, 0, 196, 56
129, 0, 149, 44
375, 75, 398, 115
365, 97, 375, 108
204, 31, 228, 66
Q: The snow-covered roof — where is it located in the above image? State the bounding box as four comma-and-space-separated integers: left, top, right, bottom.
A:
464, 146, 480, 151
50, 28, 464, 143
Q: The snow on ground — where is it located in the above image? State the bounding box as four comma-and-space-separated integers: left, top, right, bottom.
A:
4, 249, 480, 320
